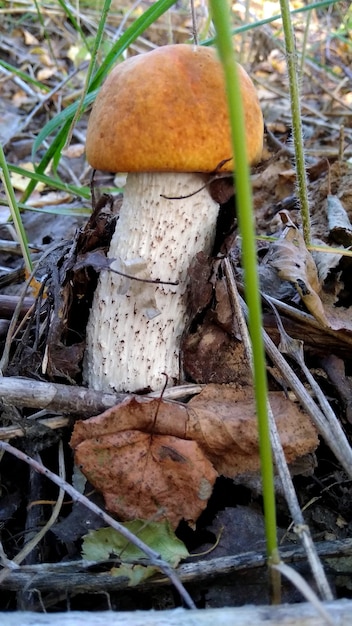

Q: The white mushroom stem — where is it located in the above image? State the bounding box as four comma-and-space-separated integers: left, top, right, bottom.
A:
84, 172, 219, 392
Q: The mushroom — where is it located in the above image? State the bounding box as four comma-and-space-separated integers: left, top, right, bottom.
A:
84, 44, 263, 393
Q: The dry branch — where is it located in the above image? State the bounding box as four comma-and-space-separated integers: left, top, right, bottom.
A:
0, 377, 202, 420
0, 376, 126, 416
0, 538, 350, 593
0, 600, 351, 626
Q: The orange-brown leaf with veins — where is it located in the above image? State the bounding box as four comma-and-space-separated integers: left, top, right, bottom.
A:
71, 387, 318, 527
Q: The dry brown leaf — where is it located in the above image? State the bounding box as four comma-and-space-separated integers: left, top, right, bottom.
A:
62, 143, 85, 159
187, 384, 318, 477
37, 67, 57, 82
22, 29, 39, 46
266, 213, 330, 327
10, 163, 45, 193
30, 47, 54, 67
73, 429, 217, 529
317, 289, 352, 333
26, 191, 72, 208
12, 90, 29, 108
186, 252, 214, 320
70, 397, 190, 449
182, 272, 250, 384
252, 158, 295, 204
182, 322, 252, 385
71, 388, 318, 526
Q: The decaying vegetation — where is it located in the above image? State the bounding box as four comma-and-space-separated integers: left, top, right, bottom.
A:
0, 0, 352, 621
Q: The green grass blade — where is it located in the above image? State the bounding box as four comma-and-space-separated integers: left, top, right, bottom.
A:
0, 59, 50, 92
56, 0, 90, 51
204, 0, 340, 46
279, 0, 311, 244
90, 0, 179, 90
32, 0, 59, 68
0, 199, 91, 217
7, 164, 91, 200
24, 119, 72, 203
32, 93, 97, 160
0, 144, 33, 273
209, 0, 278, 564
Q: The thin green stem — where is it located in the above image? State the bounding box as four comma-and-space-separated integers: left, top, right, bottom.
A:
279, 0, 311, 245
56, 0, 90, 52
300, 2, 313, 74
208, 1, 278, 564
90, 0, 179, 90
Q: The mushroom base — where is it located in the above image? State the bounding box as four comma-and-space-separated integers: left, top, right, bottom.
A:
83, 172, 220, 392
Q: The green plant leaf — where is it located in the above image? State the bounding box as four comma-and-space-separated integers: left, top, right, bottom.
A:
90, 0, 178, 90
209, 0, 278, 565
7, 163, 90, 199
31, 94, 96, 164
82, 519, 189, 586
0, 59, 50, 91
24, 119, 73, 203
0, 143, 33, 272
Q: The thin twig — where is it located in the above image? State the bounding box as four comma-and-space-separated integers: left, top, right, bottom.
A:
262, 306, 352, 480
0, 538, 350, 594
273, 562, 335, 626
223, 258, 333, 601
0, 441, 66, 585
0, 377, 203, 426
190, 0, 198, 45
0, 440, 196, 609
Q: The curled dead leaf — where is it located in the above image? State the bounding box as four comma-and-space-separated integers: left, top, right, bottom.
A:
71, 387, 318, 526
266, 214, 330, 327
70, 396, 190, 448
187, 384, 318, 477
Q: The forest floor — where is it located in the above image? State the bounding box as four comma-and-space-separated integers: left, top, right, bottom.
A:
0, 0, 352, 616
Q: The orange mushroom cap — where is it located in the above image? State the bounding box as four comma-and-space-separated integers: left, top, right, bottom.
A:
86, 44, 263, 174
